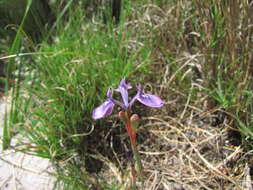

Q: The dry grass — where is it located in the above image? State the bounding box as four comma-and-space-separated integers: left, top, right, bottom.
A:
140, 111, 248, 190
94, 82, 252, 189
90, 2, 253, 189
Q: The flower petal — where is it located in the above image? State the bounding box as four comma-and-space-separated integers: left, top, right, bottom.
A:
137, 93, 164, 107
118, 78, 132, 90
135, 84, 164, 108
107, 88, 113, 98
92, 100, 115, 120
115, 78, 132, 107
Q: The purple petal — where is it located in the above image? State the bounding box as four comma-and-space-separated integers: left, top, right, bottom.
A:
106, 87, 126, 109
116, 87, 129, 107
107, 88, 113, 98
92, 100, 115, 120
118, 78, 132, 90
115, 78, 132, 107
129, 93, 138, 108
137, 94, 164, 107
135, 84, 164, 108
110, 98, 127, 110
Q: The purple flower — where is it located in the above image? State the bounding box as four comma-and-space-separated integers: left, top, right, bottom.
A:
92, 79, 164, 120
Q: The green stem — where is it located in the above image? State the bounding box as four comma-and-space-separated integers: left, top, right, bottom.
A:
131, 169, 137, 190
131, 143, 143, 181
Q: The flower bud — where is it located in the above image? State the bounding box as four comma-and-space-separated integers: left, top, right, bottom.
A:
118, 111, 128, 122
130, 114, 140, 121
130, 114, 140, 130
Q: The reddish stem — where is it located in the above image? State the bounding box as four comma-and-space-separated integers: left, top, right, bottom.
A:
125, 115, 136, 146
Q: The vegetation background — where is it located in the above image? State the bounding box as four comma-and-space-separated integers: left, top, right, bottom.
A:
0, 0, 252, 189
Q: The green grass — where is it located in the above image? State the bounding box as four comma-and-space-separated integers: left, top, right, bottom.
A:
2, 0, 33, 150
21, 23, 136, 158
4, 2, 151, 189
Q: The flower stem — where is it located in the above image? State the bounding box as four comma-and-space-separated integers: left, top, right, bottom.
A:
125, 114, 144, 184
120, 111, 144, 188
131, 142, 143, 181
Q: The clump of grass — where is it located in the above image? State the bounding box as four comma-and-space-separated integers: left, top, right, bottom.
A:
149, 0, 253, 144
9, 3, 152, 189
191, 0, 253, 144
2, 0, 34, 150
